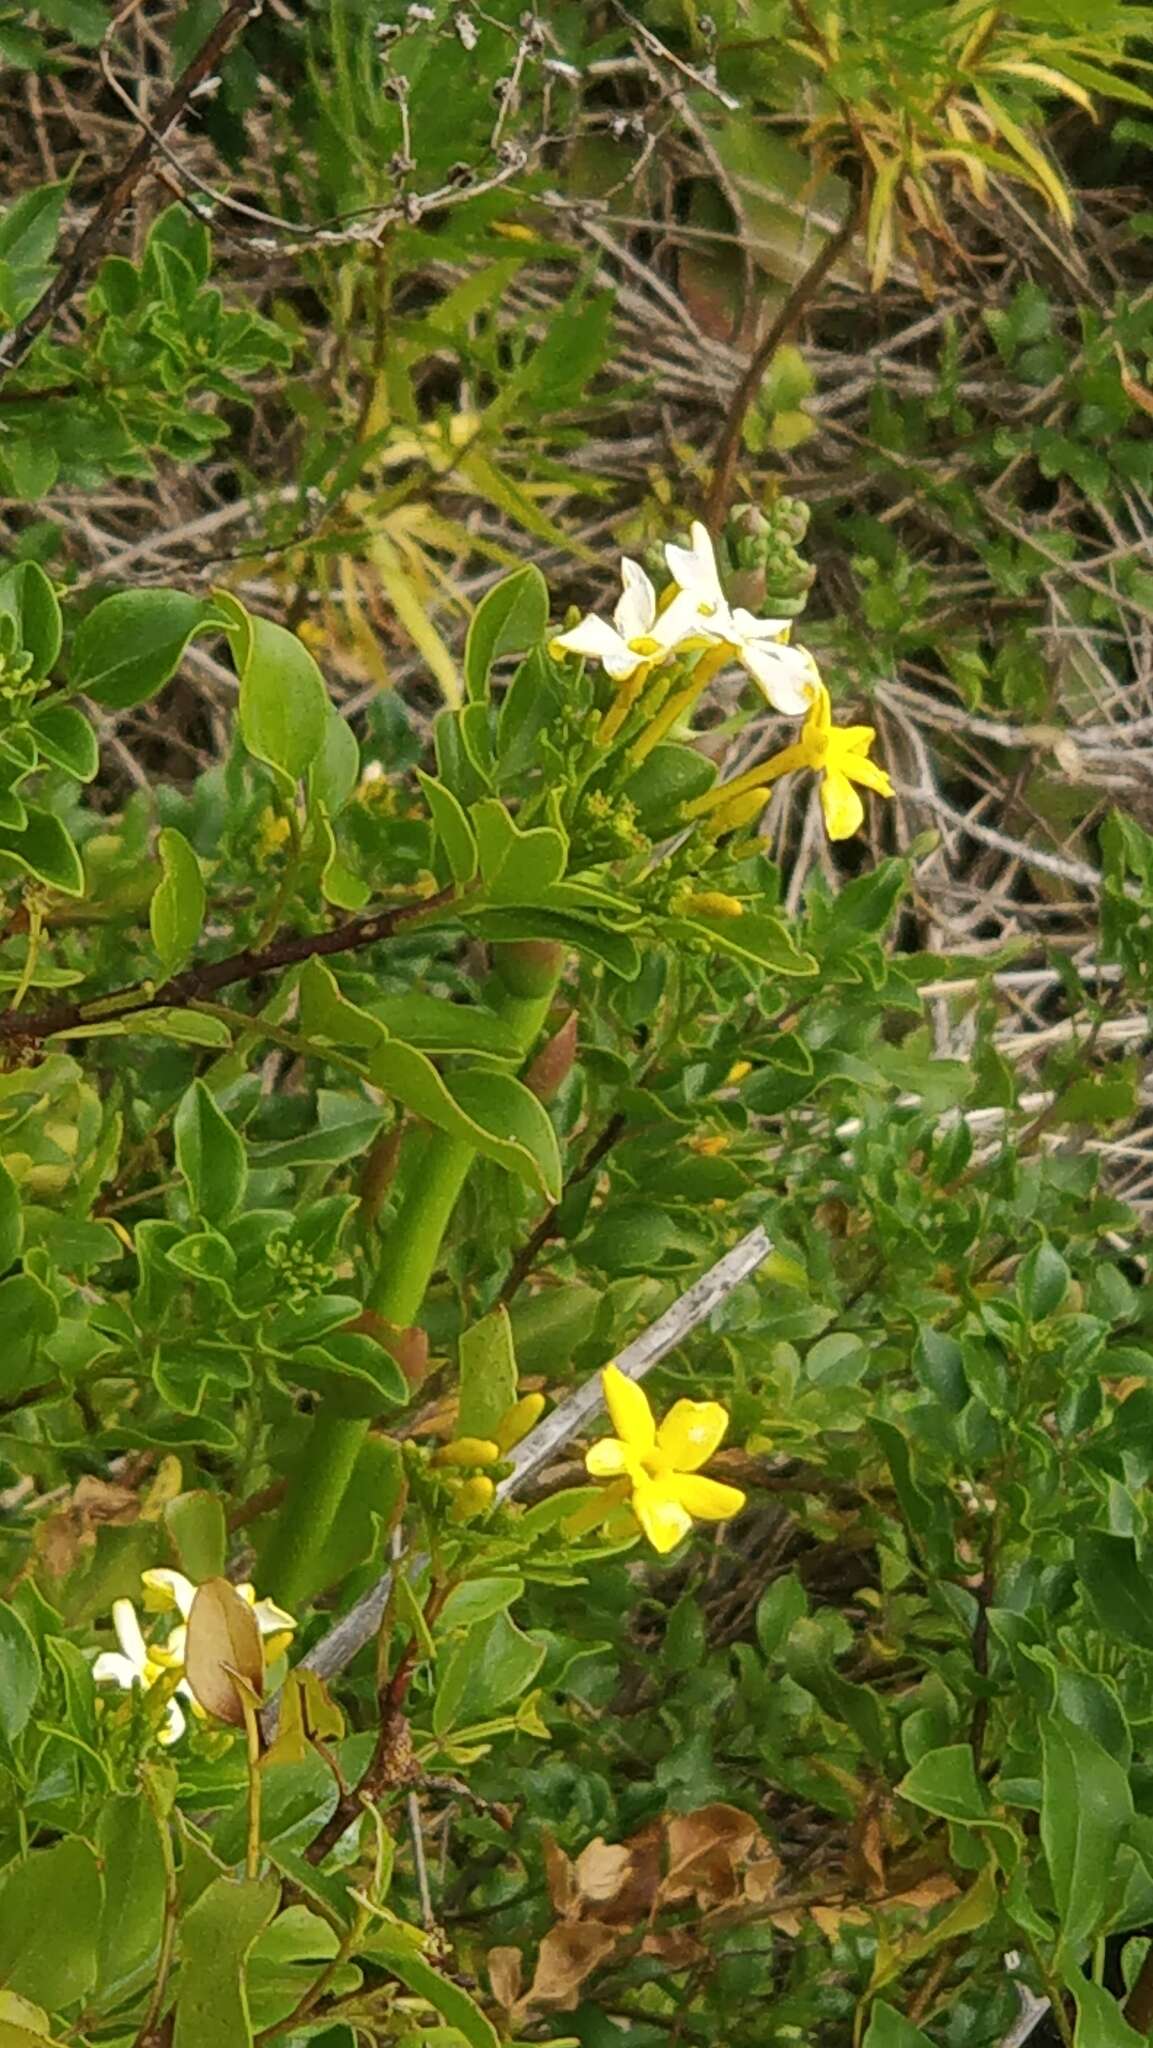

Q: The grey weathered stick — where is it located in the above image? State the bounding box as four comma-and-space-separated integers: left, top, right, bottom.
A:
291, 1223, 772, 1693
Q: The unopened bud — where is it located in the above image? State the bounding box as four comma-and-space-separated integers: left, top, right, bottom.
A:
494, 1392, 546, 1454
703, 787, 771, 836
451, 1474, 496, 1521
684, 891, 744, 920
432, 1437, 500, 1469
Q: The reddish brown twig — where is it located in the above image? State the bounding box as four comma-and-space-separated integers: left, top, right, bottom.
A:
702, 192, 863, 533
0, 888, 455, 1046
0, 0, 264, 382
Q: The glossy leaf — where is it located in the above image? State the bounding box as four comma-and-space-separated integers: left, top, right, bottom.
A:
464, 564, 548, 702
174, 1081, 247, 1226
150, 826, 206, 976
72, 590, 209, 709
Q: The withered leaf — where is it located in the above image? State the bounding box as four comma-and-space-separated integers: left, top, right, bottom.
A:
661, 1802, 761, 1908
184, 1577, 264, 1726
486, 1945, 523, 2010
521, 1921, 618, 2012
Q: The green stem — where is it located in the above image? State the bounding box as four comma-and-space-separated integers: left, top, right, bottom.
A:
259, 963, 560, 1607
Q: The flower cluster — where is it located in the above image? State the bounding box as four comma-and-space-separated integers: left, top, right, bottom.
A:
93, 1569, 295, 1746
552, 521, 891, 841
585, 1363, 746, 1555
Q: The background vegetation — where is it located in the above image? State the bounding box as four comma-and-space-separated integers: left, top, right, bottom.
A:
3, 3, 1153, 2046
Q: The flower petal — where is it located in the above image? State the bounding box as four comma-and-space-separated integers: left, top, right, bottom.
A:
614, 558, 657, 643
842, 752, 893, 798
741, 639, 819, 717
602, 1364, 656, 1454
158, 1695, 186, 1746
586, 1435, 632, 1477
552, 614, 638, 681
820, 769, 865, 841
251, 1595, 297, 1640
805, 683, 832, 744
93, 1651, 141, 1691
730, 607, 794, 643
632, 1480, 693, 1554
669, 1474, 747, 1522
652, 585, 722, 653
141, 1568, 197, 1619
112, 1598, 149, 1674
664, 522, 725, 613
656, 1398, 730, 1473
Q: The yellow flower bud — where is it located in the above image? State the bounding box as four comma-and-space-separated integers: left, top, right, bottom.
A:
727, 1060, 752, 1084
703, 787, 771, 837
451, 1474, 496, 1522
493, 1392, 546, 1454
432, 1437, 500, 1469
684, 891, 744, 920
690, 1133, 730, 1157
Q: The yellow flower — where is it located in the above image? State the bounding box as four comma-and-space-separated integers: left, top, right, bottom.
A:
585, 1364, 746, 1554
684, 683, 892, 842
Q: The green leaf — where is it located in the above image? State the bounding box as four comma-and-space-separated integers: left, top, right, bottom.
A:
0, 184, 67, 272
0, 1154, 22, 1275
465, 905, 640, 980
1040, 1716, 1133, 1949
458, 1305, 518, 1440
1063, 1967, 1147, 2047
784, 1616, 888, 1761
665, 913, 818, 977
1017, 1240, 1070, 1320
417, 773, 478, 885
150, 827, 206, 977
95, 1792, 168, 1993
308, 705, 360, 817
1076, 1531, 1153, 1652
72, 591, 209, 709
130, 1010, 233, 1049
28, 705, 97, 782
470, 798, 567, 901
0, 1838, 103, 2009
0, 1601, 40, 1741
898, 1744, 990, 1822
0, 808, 83, 896
370, 994, 520, 1059
166, 1492, 227, 1581
432, 1610, 546, 1738
755, 1572, 807, 1660
174, 1081, 247, 1226
361, 1925, 499, 2048
0, 562, 61, 683
225, 601, 327, 786
863, 2003, 934, 2048
173, 1877, 280, 2048
464, 565, 549, 702
369, 1042, 562, 1201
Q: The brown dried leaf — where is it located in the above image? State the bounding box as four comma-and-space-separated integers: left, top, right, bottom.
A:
811, 1904, 870, 1941
542, 1830, 578, 1918
641, 1929, 707, 1968
487, 1946, 523, 2010
34, 1476, 141, 1579
520, 1921, 618, 2012
743, 1851, 784, 1904
661, 1803, 761, 1908
184, 1577, 264, 1726
573, 1838, 633, 1907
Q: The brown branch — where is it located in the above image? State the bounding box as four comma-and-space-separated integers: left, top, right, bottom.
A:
702, 187, 863, 533
498, 1108, 630, 1305
0, 0, 264, 382
0, 888, 455, 1046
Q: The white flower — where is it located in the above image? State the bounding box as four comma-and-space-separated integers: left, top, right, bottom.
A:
142, 1569, 297, 1660
551, 557, 706, 682
663, 521, 820, 717
93, 1599, 189, 1746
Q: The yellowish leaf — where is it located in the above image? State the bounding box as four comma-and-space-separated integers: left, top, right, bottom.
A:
974, 85, 1074, 227
866, 158, 902, 290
